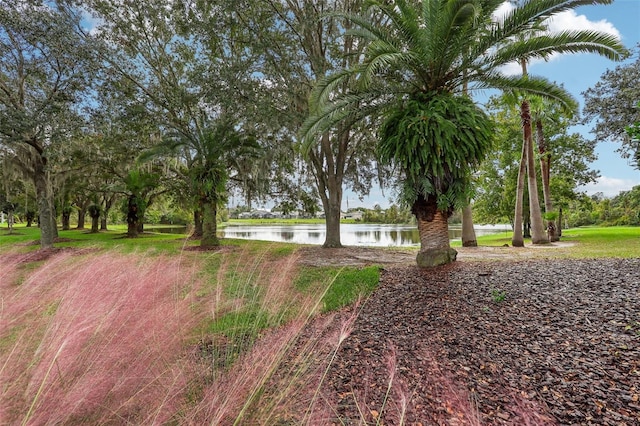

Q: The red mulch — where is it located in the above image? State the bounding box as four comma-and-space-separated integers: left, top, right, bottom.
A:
303, 259, 639, 425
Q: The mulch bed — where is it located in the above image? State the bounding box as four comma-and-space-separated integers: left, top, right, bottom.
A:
324, 259, 640, 425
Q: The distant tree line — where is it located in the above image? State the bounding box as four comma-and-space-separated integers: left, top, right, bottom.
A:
564, 187, 640, 227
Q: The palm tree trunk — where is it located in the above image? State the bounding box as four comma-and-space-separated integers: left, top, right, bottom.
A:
461, 203, 477, 247
412, 195, 456, 267
521, 100, 547, 244
127, 195, 139, 238
193, 208, 203, 237
536, 119, 558, 241
512, 136, 527, 247
201, 198, 219, 247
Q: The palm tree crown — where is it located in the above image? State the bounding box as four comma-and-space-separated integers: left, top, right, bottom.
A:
300, 0, 626, 267
302, 0, 626, 137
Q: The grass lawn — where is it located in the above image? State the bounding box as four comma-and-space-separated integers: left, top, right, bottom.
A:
451, 225, 640, 258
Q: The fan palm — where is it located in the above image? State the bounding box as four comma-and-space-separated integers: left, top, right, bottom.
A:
301, 0, 627, 267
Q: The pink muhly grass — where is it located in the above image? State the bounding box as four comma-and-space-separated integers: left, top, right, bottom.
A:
508, 391, 558, 425
261, 253, 302, 317
418, 349, 482, 426
377, 343, 411, 425
191, 319, 309, 425
189, 269, 360, 425
348, 343, 412, 426
0, 250, 21, 286
0, 250, 203, 425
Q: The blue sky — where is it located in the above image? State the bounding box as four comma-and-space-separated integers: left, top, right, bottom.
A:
348, 0, 640, 210
528, 0, 640, 198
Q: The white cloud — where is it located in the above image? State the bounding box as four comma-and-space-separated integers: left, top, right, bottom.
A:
492, 1, 515, 23
580, 176, 640, 197
545, 10, 621, 39
493, 2, 622, 76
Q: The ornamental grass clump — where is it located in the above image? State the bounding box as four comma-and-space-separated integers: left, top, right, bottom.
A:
0, 250, 202, 425
1, 241, 382, 424
189, 247, 337, 424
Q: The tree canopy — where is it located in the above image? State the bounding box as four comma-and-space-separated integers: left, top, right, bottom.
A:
583, 45, 640, 168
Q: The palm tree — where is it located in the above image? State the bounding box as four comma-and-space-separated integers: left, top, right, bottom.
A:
301, 0, 627, 267
145, 119, 259, 247
519, 59, 548, 244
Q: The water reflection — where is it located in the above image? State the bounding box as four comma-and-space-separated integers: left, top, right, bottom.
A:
219, 223, 510, 247
280, 231, 294, 241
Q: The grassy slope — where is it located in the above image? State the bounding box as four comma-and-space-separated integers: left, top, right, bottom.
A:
0, 224, 379, 424
1, 223, 638, 423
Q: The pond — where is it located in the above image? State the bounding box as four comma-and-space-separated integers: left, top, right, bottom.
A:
218, 223, 511, 247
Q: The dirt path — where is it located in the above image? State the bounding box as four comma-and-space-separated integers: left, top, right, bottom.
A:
298, 242, 576, 267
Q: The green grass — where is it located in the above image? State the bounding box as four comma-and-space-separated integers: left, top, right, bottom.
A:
451, 225, 640, 258
558, 226, 640, 257
0, 224, 190, 254
295, 265, 381, 312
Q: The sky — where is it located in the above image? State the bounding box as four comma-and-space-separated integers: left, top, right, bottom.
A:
348, 0, 640, 210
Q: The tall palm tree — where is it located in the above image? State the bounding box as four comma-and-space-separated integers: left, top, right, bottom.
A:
520, 60, 548, 244
301, 0, 627, 267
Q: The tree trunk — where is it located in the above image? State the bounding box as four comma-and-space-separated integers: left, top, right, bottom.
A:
201, 197, 219, 247
193, 209, 203, 237
77, 207, 86, 229
521, 100, 547, 244
512, 134, 527, 247
412, 195, 456, 267
34, 165, 56, 249
324, 202, 342, 248
321, 176, 343, 248
91, 215, 99, 233
557, 207, 563, 237
461, 203, 477, 247
62, 211, 71, 230
7, 210, 14, 234
127, 195, 139, 238
536, 119, 558, 242
310, 133, 344, 248
89, 205, 100, 233
101, 194, 115, 231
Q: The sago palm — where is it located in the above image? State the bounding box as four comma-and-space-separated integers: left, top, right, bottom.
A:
300, 0, 627, 267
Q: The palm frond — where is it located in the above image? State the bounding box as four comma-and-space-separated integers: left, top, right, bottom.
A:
486, 29, 628, 67
473, 72, 576, 111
